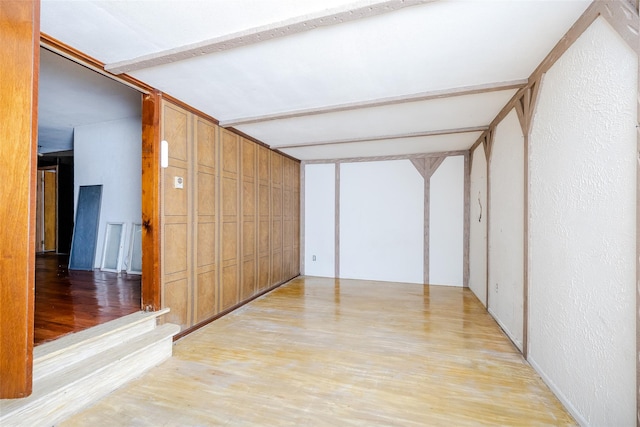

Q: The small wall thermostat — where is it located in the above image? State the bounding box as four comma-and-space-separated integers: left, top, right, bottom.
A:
174, 176, 184, 189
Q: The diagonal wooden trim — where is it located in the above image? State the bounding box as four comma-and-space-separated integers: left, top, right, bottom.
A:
514, 97, 527, 134
470, 1, 606, 155
106, 0, 437, 75
410, 158, 427, 179
428, 157, 446, 179
274, 127, 487, 150
599, 0, 639, 55
301, 150, 469, 165
484, 129, 496, 163
221, 81, 527, 127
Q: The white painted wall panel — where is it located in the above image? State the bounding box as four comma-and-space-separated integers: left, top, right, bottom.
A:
488, 109, 524, 350
340, 160, 423, 284
429, 155, 464, 286
469, 147, 487, 305
303, 163, 335, 277
528, 18, 637, 427
74, 117, 142, 270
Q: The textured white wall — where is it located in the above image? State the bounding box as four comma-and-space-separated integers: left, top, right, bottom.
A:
303, 163, 335, 277
469, 147, 487, 305
429, 155, 464, 286
340, 160, 423, 284
488, 109, 524, 350
74, 117, 142, 270
528, 18, 637, 426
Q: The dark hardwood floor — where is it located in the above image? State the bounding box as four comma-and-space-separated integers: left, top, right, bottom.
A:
34, 253, 141, 345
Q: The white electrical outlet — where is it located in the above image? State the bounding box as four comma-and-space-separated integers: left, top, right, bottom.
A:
174, 176, 184, 189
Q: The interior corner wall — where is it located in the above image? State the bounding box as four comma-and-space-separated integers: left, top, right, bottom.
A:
469, 147, 487, 305
74, 117, 142, 270
429, 155, 464, 287
487, 109, 524, 350
528, 18, 637, 426
303, 163, 335, 277
340, 160, 423, 284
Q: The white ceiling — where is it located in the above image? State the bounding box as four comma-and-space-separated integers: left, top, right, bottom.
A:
38, 48, 140, 153
39, 0, 592, 160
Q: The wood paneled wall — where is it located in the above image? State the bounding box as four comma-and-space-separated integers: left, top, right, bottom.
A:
160, 101, 300, 331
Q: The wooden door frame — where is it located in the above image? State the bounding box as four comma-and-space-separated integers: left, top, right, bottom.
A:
37, 166, 58, 253
0, 0, 40, 399
39, 36, 162, 311
0, 26, 162, 398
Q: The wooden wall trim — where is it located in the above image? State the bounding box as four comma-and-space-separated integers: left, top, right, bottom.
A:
427, 157, 446, 179
141, 91, 162, 311
636, 17, 640, 426
40, 33, 153, 94
512, 78, 543, 359
484, 129, 495, 308
275, 127, 487, 150
0, 0, 39, 399
172, 275, 299, 341
410, 158, 427, 179
221, 81, 525, 128
595, 0, 639, 55
470, 1, 606, 155
302, 150, 468, 165
335, 164, 341, 278
106, 0, 437, 75
423, 161, 431, 284
463, 153, 471, 288
300, 164, 306, 275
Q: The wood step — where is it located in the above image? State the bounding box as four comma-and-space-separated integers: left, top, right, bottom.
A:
0, 321, 179, 427
33, 308, 170, 382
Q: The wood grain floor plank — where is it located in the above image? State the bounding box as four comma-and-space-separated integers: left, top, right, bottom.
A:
35, 253, 141, 345
60, 276, 575, 426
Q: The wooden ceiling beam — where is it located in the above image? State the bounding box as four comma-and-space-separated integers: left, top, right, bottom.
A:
221, 80, 526, 127
105, 0, 436, 75
271, 126, 487, 149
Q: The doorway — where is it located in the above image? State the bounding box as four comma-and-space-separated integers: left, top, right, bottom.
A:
35, 45, 144, 345
36, 167, 57, 253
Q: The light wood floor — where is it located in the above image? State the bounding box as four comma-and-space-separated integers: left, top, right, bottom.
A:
61, 277, 575, 426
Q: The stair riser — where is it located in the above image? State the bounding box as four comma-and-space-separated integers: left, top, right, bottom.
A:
33, 319, 157, 382
2, 336, 174, 427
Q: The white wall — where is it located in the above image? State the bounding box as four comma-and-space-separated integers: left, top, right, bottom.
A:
74, 117, 142, 270
303, 163, 335, 277
488, 109, 524, 350
340, 160, 423, 284
469, 147, 487, 305
429, 155, 464, 286
528, 18, 636, 426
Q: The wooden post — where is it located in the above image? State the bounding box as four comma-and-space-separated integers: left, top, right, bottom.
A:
141, 91, 162, 311
0, 0, 40, 399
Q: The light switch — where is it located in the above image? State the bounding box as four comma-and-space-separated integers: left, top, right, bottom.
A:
174, 176, 184, 189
